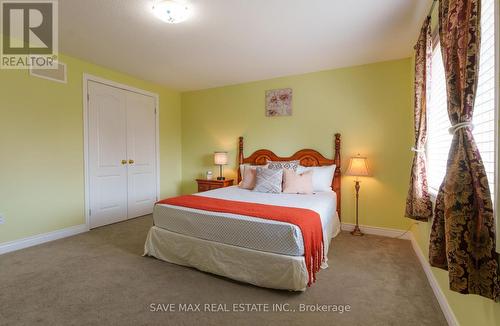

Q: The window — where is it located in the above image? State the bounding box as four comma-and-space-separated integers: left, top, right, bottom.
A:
427, 0, 498, 209
427, 43, 451, 194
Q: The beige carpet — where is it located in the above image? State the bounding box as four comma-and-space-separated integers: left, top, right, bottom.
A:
0, 216, 446, 326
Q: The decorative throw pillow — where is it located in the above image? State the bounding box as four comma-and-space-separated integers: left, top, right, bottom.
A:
296, 164, 336, 192
267, 160, 300, 171
282, 169, 313, 194
239, 164, 267, 185
239, 166, 257, 189
253, 167, 283, 193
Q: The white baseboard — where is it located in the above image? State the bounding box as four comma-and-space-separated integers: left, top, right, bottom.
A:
341, 222, 457, 325
409, 233, 458, 326
0, 224, 88, 255
341, 222, 412, 240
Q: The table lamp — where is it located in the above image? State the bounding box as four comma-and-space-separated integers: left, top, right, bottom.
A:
214, 152, 228, 180
345, 154, 370, 236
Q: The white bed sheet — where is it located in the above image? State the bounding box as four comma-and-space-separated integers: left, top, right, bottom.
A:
153, 186, 340, 257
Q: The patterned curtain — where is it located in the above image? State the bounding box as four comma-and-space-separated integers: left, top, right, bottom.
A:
405, 16, 433, 221
429, 0, 499, 301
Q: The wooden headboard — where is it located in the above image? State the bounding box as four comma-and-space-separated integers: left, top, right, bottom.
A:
237, 133, 342, 219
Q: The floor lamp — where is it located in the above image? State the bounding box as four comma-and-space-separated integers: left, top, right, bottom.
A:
345, 154, 370, 236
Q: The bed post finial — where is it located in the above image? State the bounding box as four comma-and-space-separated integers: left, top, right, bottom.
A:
334, 133, 341, 219
334, 133, 341, 156
238, 137, 244, 183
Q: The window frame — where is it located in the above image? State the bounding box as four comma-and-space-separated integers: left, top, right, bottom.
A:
494, 0, 499, 253
426, 28, 444, 199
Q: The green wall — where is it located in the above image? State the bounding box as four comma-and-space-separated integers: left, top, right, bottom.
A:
0, 54, 182, 243
181, 58, 415, 230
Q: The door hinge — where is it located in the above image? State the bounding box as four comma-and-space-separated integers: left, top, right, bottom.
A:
87, 93, 90, 102
89, 209, 91, 216
154, 107, 157, 114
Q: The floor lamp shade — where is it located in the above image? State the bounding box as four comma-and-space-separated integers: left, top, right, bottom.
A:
345, 155, 370, 177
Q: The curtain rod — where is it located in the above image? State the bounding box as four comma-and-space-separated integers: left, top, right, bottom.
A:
427, 0, 437, 17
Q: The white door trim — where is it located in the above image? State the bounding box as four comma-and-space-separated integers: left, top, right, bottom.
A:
83, 73, 160, 229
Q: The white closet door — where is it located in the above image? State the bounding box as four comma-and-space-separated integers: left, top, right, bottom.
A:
126, 91, 157, 218
88, 81, 128, 228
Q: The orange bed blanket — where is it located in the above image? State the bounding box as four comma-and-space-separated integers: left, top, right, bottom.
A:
157, 195, 324, 285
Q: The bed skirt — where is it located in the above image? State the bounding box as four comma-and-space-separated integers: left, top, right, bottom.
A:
144, 226, 312, 291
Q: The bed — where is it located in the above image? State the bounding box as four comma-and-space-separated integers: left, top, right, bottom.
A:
144, 134, 342, 291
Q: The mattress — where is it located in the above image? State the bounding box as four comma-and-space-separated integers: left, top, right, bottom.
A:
153, 186, 340, 256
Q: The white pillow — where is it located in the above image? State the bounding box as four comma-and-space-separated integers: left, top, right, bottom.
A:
296, 164, 336, 192
239, 164, 251, 174
239, 164, 267, 173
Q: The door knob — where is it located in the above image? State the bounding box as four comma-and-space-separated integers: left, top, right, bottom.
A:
128, 159, 134, 164
121, 160, 127, 165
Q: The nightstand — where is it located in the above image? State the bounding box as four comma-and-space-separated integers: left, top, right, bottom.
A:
196, 179, 234, 192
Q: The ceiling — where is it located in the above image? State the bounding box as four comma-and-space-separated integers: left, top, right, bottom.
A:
60, 0, 430, 91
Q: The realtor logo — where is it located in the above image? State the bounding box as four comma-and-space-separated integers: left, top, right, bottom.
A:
1, 0, 58, 69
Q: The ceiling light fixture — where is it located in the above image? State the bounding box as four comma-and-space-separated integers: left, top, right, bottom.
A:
152, 0, 190, 24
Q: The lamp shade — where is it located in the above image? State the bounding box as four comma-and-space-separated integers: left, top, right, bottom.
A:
345, 155, 370, 177
214, 152, 228, 165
